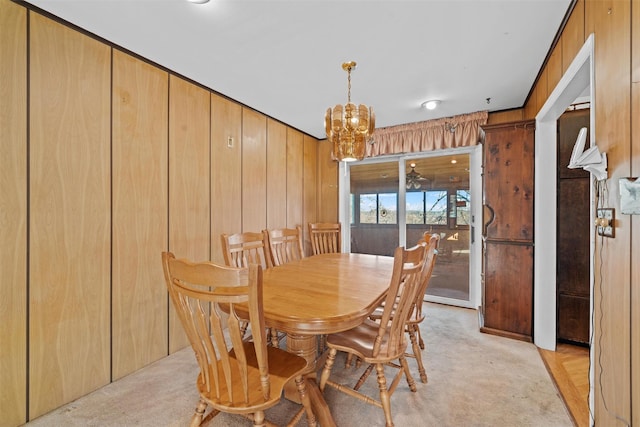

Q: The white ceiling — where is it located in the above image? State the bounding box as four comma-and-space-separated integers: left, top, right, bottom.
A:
23, 0, 572, 140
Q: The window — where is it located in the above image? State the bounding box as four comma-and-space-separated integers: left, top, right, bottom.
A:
456, 190, 471, 226
378, 193, 397, 224
406, 192, 425, 224
424, 190, 448, 225
359, 193, 397, 224
405, 189, 469, 226
359, 194, 377, 224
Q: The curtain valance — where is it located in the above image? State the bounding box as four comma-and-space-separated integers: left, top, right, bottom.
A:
365, 110, 488, 157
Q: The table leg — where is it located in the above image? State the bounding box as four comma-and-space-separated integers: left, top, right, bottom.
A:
286, 333, 317, 371
284, 333, 336, 427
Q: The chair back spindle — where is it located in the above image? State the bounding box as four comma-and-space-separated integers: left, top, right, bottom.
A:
265, 226, 304, 266
308, 222, 341, 255
221, 231, 273, 269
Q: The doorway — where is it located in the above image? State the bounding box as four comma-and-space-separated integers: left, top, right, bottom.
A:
534, 33, 594, 351
535, 33, 595, 420
339, 147, 482, 309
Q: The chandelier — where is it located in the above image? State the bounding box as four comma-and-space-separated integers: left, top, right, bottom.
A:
325, 61, 375, 162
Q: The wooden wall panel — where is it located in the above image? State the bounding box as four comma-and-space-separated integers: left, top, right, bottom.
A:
286, 128, 304, 228
0, 1, 27, 425
29, 14, 111, 418
111, 50, 168, 380
631, 0, 639, 414
210, 94, 242, 263
302, 135, 318, 255
266, 119, 287, 229
562, 0, 585, 73
487, 109, 524, 125
316, 140, 338, 223
523, 85, 538, 119
536, 68, 549, 113
168, 75, 210, 353
632, 79, 640, 427
546, 43, 563, 96
241, 108, 267, 233
586, 0, 632, 424
634, 0, 640, 83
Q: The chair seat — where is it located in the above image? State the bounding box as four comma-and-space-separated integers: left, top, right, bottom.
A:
326, 319, 407, 364
199, 342, 308, 414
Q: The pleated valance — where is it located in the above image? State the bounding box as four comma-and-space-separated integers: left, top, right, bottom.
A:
365, 110, 488, 157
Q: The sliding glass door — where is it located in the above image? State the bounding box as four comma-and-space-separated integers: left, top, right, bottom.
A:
341, 148, 481, 308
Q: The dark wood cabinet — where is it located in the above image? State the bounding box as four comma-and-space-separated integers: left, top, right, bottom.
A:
556, 109, 590, 345
480, 120, 535, 341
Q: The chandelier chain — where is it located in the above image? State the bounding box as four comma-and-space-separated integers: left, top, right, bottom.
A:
347, 67, 352, 103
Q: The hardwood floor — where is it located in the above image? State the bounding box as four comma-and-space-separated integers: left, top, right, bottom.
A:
539, 343, 590, 427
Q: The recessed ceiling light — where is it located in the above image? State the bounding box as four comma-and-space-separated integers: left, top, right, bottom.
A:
421, 100, 440, 110
451, 159, 457, 164
187, 0, 210, 3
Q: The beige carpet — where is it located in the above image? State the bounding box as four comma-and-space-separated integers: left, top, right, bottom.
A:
25, 303, 572, 427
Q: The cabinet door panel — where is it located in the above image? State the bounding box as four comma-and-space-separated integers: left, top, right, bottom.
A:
484, 242, 533, 337
557, 178, 590, 295
558, 294, 590, 344
483, 121, 534, 242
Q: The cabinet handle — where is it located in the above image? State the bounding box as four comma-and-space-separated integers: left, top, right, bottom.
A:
483, 204, 495, 236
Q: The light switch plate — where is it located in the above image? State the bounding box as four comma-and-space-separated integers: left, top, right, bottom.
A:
596, 208, 615, 237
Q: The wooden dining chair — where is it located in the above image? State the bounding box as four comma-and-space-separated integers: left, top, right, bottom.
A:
264, 226, 304, 266
161, 252, 316, 427
308, 222, 341, 255
405, 232, 439, 383
221, 231, 273, 270
363, 232, 440, 384
221, 231, 278, 346
318, 244, 427, 427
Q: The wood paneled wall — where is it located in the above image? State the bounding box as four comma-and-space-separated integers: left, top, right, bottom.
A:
241, 108, 268, 232
111, 51, 169, 380
0, 2, 320, 424
266, 119, 288, 229
168, 75, 211, 352
316, 140, 339, 222
28, 13, 112, 417
210, 94, 242, 264
632, 0, 640, 418
287, 128, 304, 229
521, 0, 638, 424
0, 2, 27, 425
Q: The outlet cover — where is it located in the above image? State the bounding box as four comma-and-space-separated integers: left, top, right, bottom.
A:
596, 208, 615, 237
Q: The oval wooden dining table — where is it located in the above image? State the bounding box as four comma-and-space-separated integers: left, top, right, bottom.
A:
238, 252, 394, 427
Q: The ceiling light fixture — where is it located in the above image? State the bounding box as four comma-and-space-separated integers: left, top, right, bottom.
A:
406, 163, 428, 190
421, 100, 441, 110
325, 61, 375, 162
187, 0, 209, 3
